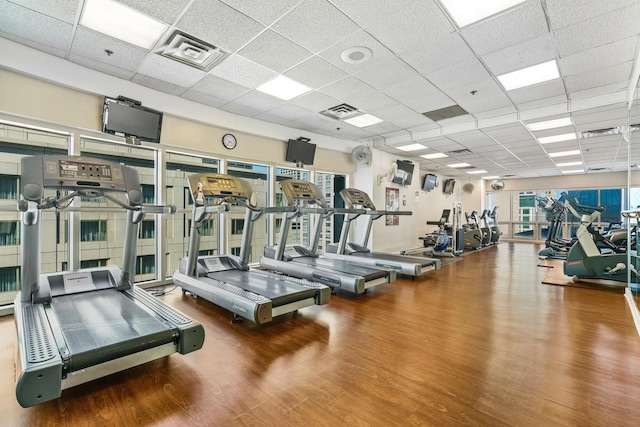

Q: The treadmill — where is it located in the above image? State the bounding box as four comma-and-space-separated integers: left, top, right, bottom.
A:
324, 188, 441, 276
13, 155, 204, 408
260, 179, 395, 294
172, 173, 330, 324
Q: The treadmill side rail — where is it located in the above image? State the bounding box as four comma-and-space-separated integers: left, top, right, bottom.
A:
14, 300, 63, 408
173, 273, 274, 324
127, 287, 205, 354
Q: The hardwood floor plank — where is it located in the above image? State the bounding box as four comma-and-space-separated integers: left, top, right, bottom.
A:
2, 243, 640, 426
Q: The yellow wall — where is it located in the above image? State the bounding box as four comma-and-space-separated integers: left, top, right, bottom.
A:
0, 69, 354, 173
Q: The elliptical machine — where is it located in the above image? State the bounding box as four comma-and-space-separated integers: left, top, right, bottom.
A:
479, 209, 493, 245
488, 206, 501, 243
563, 192, 637, 282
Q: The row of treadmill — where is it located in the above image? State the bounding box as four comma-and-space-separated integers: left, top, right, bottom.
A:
537, 193, 638, 282
11, 155, 440, 407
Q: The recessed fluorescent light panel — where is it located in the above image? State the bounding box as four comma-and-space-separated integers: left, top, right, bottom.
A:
439, 0, 526, 27
467, 170, 487, 174
482, 176, 500, 180
343, 113, 383, 128
256, 75, 312, 100
538, 133, 577, 144
420, 153, 448, 159
497, 60, 560, 91
447, 163, 471, 168
526, 117, 573, 131
396, 143, 426, 152
561, 169, 583, 174
549, 150, 581, 158
556, 161, 582, 167
81, 0, 167, 49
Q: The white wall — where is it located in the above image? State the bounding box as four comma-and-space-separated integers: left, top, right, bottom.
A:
351, 149, 483, 253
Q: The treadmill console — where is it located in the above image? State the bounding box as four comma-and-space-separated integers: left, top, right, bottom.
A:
21, 155, 142, 203
279, 179, 327, 208
188, 173, 252, 205
340, 188, 376, 210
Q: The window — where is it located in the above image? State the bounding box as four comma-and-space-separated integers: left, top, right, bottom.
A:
62, 259, 108, 270
0, 266, 20, 292
81, 220, 107, 241
231, 219, 245, 235
198, 249, 215, 256
135, 255, 155, 275
0, 221, 19, 245
139, 219, 155, 239
0, 175, 19, 199
230, 247, 241, 257
141, 184, 155, 204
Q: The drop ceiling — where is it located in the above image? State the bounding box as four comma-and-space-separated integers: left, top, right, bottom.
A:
0, 0, 640, 179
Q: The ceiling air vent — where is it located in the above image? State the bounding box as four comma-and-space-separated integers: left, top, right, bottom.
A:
447, 148, 472, 155
587, 167, 609, 172
320, 103, 360, 120
160, 32, 228, 71
422, 105, 469, 121
503, 174, 516, 178
581, 124, 640, 139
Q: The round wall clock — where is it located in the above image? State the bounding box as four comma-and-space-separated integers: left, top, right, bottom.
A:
222, 133, 237, 149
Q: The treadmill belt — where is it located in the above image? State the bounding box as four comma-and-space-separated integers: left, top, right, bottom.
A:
354, 252, 435, 267
51, 289, 175, 372
294, 257, 388, 280
208, 270, 315, 307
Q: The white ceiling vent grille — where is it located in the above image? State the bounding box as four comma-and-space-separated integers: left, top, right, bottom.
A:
581, 124, 640, 139
320, 103, 360, 120
160, 32, 228, 71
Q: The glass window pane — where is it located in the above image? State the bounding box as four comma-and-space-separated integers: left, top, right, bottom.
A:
228, 161, 269, 263
275, 167, 310, 247
80, 138, 156, 282
166, 151, 220, 276
0, 123, 69, 304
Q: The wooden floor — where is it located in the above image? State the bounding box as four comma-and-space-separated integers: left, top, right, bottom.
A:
2, 242, 640, 426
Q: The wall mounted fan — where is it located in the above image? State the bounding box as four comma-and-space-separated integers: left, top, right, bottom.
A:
351, 145, 372, 166
462, 183, 474, 194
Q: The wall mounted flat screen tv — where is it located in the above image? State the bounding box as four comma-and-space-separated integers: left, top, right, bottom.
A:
443, 178, 456, 194
422, 173, 437, 191
102, 97, 163, 143
392, 160, 414, 185
286, 138, 316, 166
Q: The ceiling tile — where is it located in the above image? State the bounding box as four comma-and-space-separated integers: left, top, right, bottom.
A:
136, 54, 207, 87
177, 0, 265, 52
285, 56, 348, 89
188, 74, 249, 101
272, 0, 360, 53
554, 3, 640, 57
364, 0, 454, 55
224, 90, 285, 112
373, 104, 433, 129
481, 34, 556, 76
289, 91, 341, 112
560, 36, 638, 77
507, 79, 567, 104
209, 54, 278, 89
564, 61, 633, 93
237, 30, 312, 73
220, 0, 301, 26
131, 74, 187, 95
7, 0, 79, 23
319, 76, 376, 101
354, 57, 422, 91
0, 2, 72, 51
402, 33, 478, 76
181, 90, 227, 108
545, 0, 638, 30
460, 1, 548, 56
329, 0, 419, 28
426, 58, 493, 90
69, 28, 149, 73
